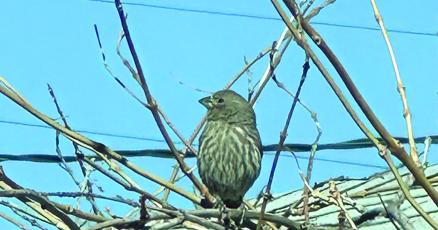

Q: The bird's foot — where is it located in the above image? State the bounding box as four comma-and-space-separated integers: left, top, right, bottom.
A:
237, 205, 246, 226
219, 202, 238, 229
218, 201, 228, 224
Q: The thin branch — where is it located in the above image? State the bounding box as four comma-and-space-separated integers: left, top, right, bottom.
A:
47, 84, 101, 215
96, 25, 201, 165
1, 167, 109, 224
250, 29, 292, 105
369, 0, 419, 166
0, 171, 70, 228
257, 57, 310, 229
160, 164, 180, 203
43, 191, 140, 207
272, 1, 437, 227
226, 47, 274, 89
300, 0, 316, 15
90, 207, 301, 230
96, 25, 198, 157
329, 181, 357, 229
281, 0, 438, 206
0, 190, 80, 230
0, 211, 30, 230
115, 31, 141, 84
302, 126, 322, 222
0, 199, 51, 228
422, 136, 432, 165
378, 194, 401, 230
81, 157, 170, 209
380, 151, 438, 228
113, 0, 214, 204
52, 202, 108, 223
0, 79, 201, 205
54, 128, 81, 187
270, 53, 323, 224
304, 0, 336, 19
271, 0, 383, 150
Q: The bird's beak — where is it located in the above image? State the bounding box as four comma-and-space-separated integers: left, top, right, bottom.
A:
199, 96, 213, 109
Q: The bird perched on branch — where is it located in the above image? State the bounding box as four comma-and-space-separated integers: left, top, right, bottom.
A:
198, 90, 262, 208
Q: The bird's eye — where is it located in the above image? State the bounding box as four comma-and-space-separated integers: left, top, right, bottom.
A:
217, 98, 224, 104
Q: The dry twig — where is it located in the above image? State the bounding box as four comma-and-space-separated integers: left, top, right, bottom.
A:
257, 57, 310, 229
113, 0, 214, 204
369, 0, 420, 166
281, 0, 438, 212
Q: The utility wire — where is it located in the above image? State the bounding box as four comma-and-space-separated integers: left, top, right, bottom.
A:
0, 118, 389, 169
1, 119, 437, 169
2, 119, 437, 149
0, 119, 166, 143
88, 0, 437, 38
0, 152, 387, 169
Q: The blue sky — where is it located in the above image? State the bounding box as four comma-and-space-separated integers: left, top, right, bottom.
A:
0, 0, 437, 228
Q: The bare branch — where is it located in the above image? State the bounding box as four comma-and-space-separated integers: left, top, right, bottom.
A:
47, 84, 102, 215
0, 189, 80, 230
369, 0, 420, 165
281, 0, 438, 208
0, 78, 201, 205
257, 55, 310, 229
0, 211, 30, 230
113, 0, 214, 204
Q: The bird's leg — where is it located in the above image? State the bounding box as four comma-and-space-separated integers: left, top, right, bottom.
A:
237, 204, 246, 226
218, 200, 228, 224
217, 201, 236, 229
234, 204, 260, 229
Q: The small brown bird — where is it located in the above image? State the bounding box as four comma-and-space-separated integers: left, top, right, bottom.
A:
198, 90, 262, 208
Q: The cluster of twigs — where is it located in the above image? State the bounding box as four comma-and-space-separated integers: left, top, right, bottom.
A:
0, 0, 436, 229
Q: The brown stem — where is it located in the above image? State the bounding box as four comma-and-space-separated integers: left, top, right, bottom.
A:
282, 0, 438, 206
47, 84, 102, 215
113, 0, 214, 203
0, 168, 80, 230
369, 0, 420, 166
0, 82, 200, 205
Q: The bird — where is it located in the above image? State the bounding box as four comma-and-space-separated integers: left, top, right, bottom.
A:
197, 89, 262, 208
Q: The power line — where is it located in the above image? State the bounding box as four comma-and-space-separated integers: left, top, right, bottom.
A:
2, 119, 436, 150
269, 153, 387, 169
2, 118, 436, 169
0, 152, 387, 169
0, 119, 166, 143
88, 0, 437, 38
0, 119, 387, 169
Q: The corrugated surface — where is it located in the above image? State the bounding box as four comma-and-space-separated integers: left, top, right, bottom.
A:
142, 164, 438, 229
254, 164, 438, 229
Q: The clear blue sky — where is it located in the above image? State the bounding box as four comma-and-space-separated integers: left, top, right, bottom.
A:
1, 1, 437, 228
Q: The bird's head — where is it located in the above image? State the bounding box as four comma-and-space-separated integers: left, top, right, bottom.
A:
199, 90, 255, 124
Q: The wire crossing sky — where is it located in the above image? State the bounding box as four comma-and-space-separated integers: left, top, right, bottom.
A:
0, 1, 437, 228
89, 0, 437, 37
